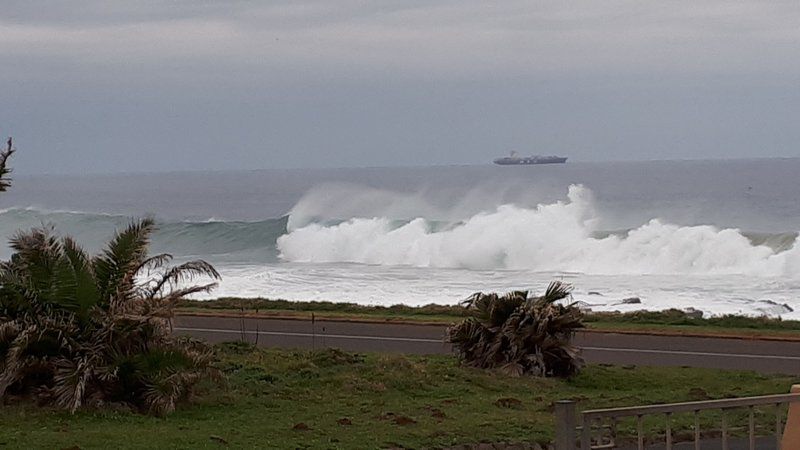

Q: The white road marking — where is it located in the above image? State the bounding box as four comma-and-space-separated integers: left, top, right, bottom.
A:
581, 346, 800, 361
175, 326, 800, 360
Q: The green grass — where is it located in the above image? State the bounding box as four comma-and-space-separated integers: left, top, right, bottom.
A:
1, 344, 797, 449
177, 297, 469, 322
178, 298, 800, 338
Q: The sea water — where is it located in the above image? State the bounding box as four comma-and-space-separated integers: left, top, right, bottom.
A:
2, 159, 799, 318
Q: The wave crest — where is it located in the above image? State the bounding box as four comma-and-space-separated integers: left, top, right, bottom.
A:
0, 207, 287, 261
277, 185, 800, 275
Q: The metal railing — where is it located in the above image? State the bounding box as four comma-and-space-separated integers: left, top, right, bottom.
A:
554, 391, 800, 449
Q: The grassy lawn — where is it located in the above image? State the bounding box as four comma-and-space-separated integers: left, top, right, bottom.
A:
178, 298, 800, 339
2, 344, 797, 449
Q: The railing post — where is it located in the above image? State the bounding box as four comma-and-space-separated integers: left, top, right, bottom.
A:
575, 389, 800, 450
555, 400, 577, 450
581, 417, 592, 450
782, 384, 800, 449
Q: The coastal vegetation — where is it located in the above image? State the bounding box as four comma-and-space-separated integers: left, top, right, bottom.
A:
177, 298, 800, 338
0, 345, 795, 449
0, 137, 15, 193
0, 218, 221, 415
446, 282, 583, 377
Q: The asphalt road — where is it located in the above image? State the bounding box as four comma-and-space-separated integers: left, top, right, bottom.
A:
173, 315, 800, 375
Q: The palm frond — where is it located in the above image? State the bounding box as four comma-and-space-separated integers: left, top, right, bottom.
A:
61, 237, 100, 317
447, 281, 583, 378
0, 217, 220, 415
541, 281, 573, 304
52, 355, 94, 412
0, 137, 15, 192
135, 253, 173, 276
93, 218, 156, 303
146, 260, 220, 299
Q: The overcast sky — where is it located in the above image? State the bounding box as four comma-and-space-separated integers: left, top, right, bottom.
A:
2, 0, 800, 174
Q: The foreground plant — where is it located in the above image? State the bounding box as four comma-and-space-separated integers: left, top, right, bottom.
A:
446, 281, 584, 377
0, 218, 221, 415
0, 137, 15, 192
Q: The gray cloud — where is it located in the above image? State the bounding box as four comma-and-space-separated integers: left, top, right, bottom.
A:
4, 1, 800, 77
1, 1, 799, 174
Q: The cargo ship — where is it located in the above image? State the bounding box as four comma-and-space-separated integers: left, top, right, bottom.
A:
493, 151, 567, 165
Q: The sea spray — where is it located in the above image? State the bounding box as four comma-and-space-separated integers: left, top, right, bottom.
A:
277, 185, 800, 276
285, 182, 544, 231
2, 195, 797, 277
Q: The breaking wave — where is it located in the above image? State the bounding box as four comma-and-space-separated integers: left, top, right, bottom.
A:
277, 185, 800, 276
2, 186, 799, 277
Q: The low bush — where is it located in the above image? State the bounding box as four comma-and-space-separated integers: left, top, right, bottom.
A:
447, 281, 584, 377
0, 218, 221, 415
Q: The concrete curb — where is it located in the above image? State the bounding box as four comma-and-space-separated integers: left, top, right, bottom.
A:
175, 310, 800, 342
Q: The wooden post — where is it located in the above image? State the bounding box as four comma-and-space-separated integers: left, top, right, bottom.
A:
782, 385, 800, 449
555, 400, 577, 450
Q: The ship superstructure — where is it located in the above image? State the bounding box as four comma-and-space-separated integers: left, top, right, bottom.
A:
493, 151, 567, 165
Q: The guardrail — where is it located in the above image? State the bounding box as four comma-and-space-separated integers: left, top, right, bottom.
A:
554, 388, 800, 449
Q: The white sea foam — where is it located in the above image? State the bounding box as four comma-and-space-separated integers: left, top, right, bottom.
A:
278, 185, 800, 276
202, 263, 800, 319
4, 180, 800, 318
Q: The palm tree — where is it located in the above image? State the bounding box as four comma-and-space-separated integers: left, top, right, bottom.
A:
0, 137, 15, 192
0, 218, 221, 415
446, 281, 584, 377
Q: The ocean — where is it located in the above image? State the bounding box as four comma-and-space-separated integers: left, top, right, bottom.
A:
2, 159, 799, 318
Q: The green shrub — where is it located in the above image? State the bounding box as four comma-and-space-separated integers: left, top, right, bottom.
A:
0, 218, 221, 415
447, 281, 584, 377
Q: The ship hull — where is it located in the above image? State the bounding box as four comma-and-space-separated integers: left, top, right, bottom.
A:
493, 156, 567, 165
